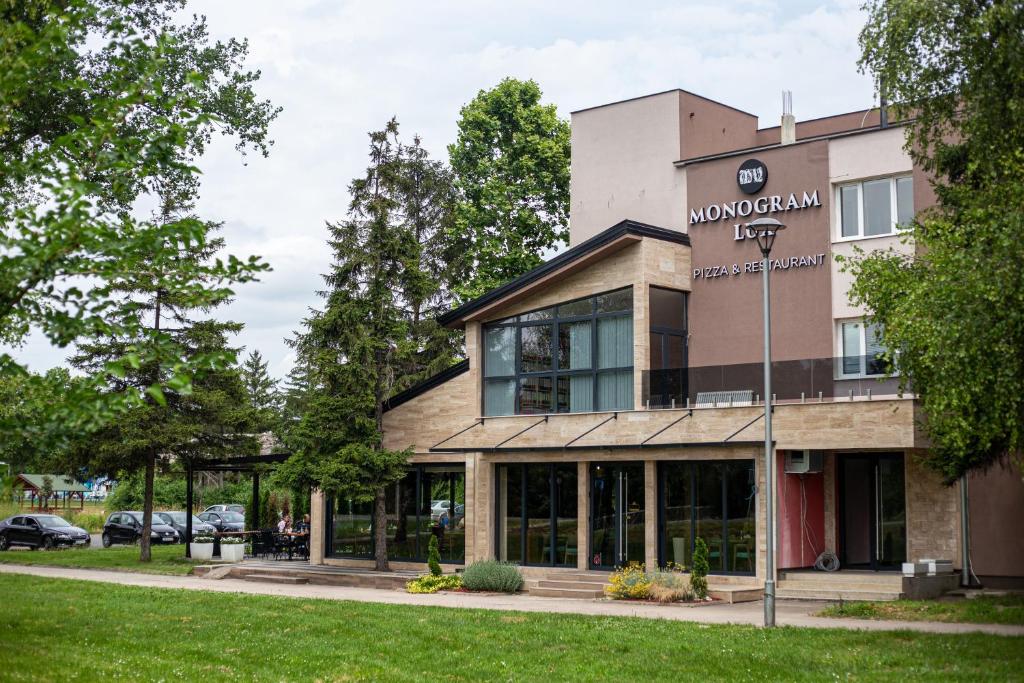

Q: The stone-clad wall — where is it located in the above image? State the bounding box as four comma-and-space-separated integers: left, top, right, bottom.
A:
905, 453, 961, 564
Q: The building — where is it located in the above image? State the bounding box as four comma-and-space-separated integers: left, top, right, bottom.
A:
307, 89, 1024, 595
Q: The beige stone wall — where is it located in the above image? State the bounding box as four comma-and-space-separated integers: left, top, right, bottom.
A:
905, 452, 960, 563
309, 489, 325, 565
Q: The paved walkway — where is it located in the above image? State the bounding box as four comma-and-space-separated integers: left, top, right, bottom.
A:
2, 564, 1022, 637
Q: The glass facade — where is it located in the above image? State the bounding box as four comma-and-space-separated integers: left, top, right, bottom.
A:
496, 463, 577, 567
327, 464, 465, 564
658, 460, 756, 575
482, 287, 634, 416
589, 462, 645, 569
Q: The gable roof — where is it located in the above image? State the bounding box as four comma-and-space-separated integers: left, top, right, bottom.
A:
382, 359, 470, 413
437, 220, 689, 328
15, 474, 87, 492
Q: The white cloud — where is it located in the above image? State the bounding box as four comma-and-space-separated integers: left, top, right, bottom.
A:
16, 0, 874, 380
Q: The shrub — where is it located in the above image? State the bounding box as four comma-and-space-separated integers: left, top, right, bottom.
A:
69, 512, 106, 533
427, 535, 442, 577
219, 536, 244, 544
192, 535, 215, 544
406, 574, 463, 594
461, 560, 524, 593
605, 563, 651, 600
691, 537, 710, 600
648, 568, 694, 603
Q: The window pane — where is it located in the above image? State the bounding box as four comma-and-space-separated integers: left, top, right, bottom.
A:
424, 468, 464, 563
553, 464, 578, 567
330, 497, 373, 558
840, 185, 859, 237
842, 323, 862, 375
520, 324, 553, 372
862, 179, 892, 236
597, 370, 633, 411
865, 323, 886, 375
557, 374, 594, 413
525, 465, 552, 565
896, 176, 914, 227
649, 333, 664, 371
389, 473, 418, 560
498, 465, 522, 564
520, 307, 554, 322
597, 316, 633, 368
650, 287, 685, 330
558, 298, 593, 317
484, 326, 515, 377
666, 335, 685, 369
661, 463, 692, 568
695, 463, 724, 572
484, 379, 515, 416
558, 321, 592, 370
596, 288, 632, 313
519, 375, 553, 414
725, 461, 755, 574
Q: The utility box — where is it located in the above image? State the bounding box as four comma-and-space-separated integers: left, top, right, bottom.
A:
784, 450, 824, 474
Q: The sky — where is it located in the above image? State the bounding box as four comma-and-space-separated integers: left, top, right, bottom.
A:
13, 0, 876, 381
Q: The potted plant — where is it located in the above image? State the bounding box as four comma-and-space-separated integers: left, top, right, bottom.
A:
219, 536, 246, 562
190, 535, 215, 561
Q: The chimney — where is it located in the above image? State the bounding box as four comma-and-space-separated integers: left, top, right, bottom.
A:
781, 90, 796, 145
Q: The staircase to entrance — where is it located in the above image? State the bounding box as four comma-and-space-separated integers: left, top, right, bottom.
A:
777, 570, 905, 601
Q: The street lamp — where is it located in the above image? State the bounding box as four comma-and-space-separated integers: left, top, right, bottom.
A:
748, 217, 786, 628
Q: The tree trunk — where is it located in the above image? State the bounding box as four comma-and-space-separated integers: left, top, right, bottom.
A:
373, 486, 388, 572
140, 450, 155, 562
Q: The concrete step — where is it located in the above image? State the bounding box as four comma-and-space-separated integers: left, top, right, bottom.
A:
535, 579, 609, 590
776, 587, 903, 601
241, 573, 309, 585
779, 572, 902, 587
710, 587, 763, 604
528, 586, 605, 599
778, 580, 904, 592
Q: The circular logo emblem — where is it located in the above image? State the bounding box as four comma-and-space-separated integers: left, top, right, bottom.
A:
737, 158, 767, 194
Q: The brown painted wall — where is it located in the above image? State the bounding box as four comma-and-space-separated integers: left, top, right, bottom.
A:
686, 140, 833, 366
969, 461, 1024, 579
678, 93, 759, 160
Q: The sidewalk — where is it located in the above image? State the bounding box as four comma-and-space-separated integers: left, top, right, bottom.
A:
2, 563, 1022, 637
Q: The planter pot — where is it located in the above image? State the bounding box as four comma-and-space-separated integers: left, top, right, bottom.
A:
190, 543, 214, 561
220, 543, 245, 563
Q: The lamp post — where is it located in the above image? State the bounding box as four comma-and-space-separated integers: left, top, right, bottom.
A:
748, 217, 786, 628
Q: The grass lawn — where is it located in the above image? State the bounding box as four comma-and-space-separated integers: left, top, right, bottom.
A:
820, 595, 1024, 626
0, 544, 201, 575
0, 575, 1021, 682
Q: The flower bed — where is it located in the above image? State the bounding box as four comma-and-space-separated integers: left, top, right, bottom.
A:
604, 563, 711, 604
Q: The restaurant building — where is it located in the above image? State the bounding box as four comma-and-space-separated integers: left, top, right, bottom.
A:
308, 89, 1024, 596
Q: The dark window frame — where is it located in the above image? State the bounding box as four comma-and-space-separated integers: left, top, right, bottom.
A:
482, 286, 634, 416
492, 462, 578, 568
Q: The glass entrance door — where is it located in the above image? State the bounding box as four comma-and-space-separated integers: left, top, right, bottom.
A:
839, 453, 906, 570
589, 462, 645, 569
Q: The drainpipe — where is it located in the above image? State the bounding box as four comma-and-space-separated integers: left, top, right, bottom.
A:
960, 475, 972, 587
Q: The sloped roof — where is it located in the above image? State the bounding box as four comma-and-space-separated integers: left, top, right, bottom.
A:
16, 474, 87, 492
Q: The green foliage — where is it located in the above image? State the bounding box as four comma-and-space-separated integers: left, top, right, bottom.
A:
461, 560, 524, 593
105, 472, 255, 511
448, 78, 571, 300
604, 563, 651, 600
404, 574, 463, 594
427, 535, 442, 577
690, 538, 709, 600
240, 350, 283, 433
847, 0, 1024, 479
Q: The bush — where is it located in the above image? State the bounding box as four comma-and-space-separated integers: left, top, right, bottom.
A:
68, 512, 106, 533
427, 535, 442, 577
219, 536, 244, 544
461, 560, 524, 593
192, 536, 214, 544
691, 537, 710, 600
604, 563, 651, 600
648, 567, 694, 603
406, 574, 463, 594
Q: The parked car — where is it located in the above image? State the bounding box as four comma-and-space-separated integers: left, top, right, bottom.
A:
0, 514, 91, 551
197, 510, 245, 533
102, 511, 179, 547
202, 504, 245, 514
155, 511, 216, 542
430, 500, 465, 524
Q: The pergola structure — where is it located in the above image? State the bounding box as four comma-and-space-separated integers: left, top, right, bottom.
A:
14, 474, 87, 511
183, 453, 290, 558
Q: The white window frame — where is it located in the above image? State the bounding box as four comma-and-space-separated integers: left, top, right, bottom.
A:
837, 319, 887, 378
834, 175, 913, 242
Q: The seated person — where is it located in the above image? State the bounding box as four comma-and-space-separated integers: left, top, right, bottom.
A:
293, 514, 311, 534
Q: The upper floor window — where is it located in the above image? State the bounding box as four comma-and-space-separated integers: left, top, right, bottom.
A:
483, 288, 634, 416
839, 320, 887, 377
837, 176, 913, 240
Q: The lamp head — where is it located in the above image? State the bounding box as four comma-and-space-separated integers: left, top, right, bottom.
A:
747, 217, 786, 257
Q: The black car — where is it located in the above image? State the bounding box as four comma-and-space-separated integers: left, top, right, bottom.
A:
0, 514, 91, 550
155, 511, 216, 542
102, 511, 179, 547
197, 510, 245, 532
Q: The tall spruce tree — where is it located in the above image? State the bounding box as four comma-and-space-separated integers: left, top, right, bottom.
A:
240, 349, 282, 432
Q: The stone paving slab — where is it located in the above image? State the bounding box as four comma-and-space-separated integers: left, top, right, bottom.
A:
1, 563, 1022, 637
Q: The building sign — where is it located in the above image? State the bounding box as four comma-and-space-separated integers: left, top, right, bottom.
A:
736, 158, 767, 194
693, 253, 827, 281
689, 189, 821, 233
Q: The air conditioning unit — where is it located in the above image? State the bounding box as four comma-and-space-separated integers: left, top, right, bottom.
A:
784, 450, 823, 474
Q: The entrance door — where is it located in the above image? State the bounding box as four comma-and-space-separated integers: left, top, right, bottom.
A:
839, 453, 907, 570
589, 462, 645, 569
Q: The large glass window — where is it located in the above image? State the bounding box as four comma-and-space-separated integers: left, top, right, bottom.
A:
840, 320, 888, 377
658, 460, 756, 575
482, 287, 634, 416
496, 463, 578, 567
648, 287, 688, 408
327, 465, 465, 564
837, 176, 913, 239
